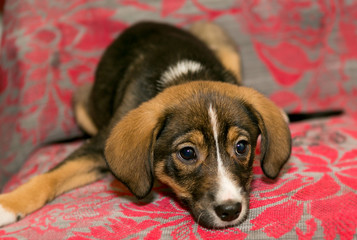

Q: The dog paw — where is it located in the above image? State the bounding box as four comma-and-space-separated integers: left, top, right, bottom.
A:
0, 204, 18, 227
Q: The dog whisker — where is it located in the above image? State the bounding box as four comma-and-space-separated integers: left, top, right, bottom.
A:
197, 211, 204, 225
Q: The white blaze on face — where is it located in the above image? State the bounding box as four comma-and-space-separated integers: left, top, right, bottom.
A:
208, 105, 242, 204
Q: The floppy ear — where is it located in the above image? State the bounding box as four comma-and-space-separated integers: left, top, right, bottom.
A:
104, 100, 165, 199
237, 87, 292, 179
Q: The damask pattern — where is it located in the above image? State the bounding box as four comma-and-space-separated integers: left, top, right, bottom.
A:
1, 0, 357, 239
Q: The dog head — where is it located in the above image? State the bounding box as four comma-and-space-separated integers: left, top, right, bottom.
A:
105, 81, 291, 228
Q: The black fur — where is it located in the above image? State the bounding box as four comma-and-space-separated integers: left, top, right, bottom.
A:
88, 21, 237, 131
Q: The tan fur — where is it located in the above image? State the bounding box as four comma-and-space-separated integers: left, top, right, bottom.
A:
226, 127, 251, 166
0, 157, 105, 218
73, 83, 98, 136
105, 100, 164, 198
189, 22, 242, 84
172, 130, 206, 149
75, 104, 98, 136
216, 47, 242, 83
155, 162, 191, 199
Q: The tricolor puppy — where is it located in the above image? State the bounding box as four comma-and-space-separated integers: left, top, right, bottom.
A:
0, 22, 291, 228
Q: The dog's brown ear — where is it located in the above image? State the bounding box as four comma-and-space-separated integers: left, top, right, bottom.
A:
104, 100, 165, 199
236, 87, 292, 179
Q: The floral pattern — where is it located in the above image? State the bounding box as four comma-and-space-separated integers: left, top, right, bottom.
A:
1, 0, 357, 239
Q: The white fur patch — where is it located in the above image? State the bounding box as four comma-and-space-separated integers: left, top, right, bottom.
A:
160, 60, 203, 86
208, 105, 242, 204
0, 204, 16, 227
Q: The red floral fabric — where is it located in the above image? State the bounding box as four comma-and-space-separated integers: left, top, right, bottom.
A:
1, 0, 357, 239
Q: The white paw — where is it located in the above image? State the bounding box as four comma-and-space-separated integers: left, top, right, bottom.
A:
0, 204, 17, 227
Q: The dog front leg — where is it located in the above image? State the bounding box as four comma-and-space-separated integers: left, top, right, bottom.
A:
0, 139, 108, 227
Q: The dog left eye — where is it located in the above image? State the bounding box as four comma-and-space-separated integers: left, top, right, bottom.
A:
178, 147, 197, 162
235, 140, 248, 155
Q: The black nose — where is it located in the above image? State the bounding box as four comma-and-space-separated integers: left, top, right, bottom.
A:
214, 202, 242, 222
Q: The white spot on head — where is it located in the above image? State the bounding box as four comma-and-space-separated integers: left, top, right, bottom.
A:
0, 204, 17, 227
160, 60, 203, 87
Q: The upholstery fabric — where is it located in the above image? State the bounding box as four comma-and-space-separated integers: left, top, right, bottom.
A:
1, 0, 357, 239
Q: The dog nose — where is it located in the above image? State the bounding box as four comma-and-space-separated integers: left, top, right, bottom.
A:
214, 202, 242, 222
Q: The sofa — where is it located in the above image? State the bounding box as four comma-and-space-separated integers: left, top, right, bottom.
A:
1, 0, 357, 239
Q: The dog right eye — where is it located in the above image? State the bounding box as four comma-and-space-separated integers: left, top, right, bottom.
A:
236, 140, 248, 155
178, 147, 197, 162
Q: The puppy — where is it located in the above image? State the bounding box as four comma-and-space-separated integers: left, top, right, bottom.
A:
0, 21, 291, 228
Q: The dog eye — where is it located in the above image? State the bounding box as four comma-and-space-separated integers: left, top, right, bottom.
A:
235, 140, 248, 155
178, 147, 197, 162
